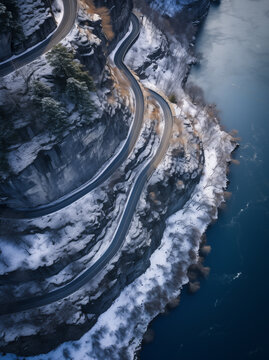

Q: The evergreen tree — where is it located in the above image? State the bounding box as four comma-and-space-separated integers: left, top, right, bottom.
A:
31, 80, 51, 105
41, 97, 67, 130
66, 77, 94, 117
46, 44, 74, 79
168, 94, 177, 104
46, 44, 94, 91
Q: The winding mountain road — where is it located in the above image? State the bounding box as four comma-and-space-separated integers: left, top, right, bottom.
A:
0, 7, 174, 315
0, 5, 144, 219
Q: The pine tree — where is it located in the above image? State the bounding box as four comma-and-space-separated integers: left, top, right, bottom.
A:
168, 94, 177, 104
46, 44, 95, 91
41, 97, 67, 130
66, 77, 94, 117
46, 44, 74, 79
31, 80, 51, 105
66, 77, 84, 102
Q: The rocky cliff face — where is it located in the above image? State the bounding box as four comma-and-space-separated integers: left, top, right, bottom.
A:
1, 107, 130, 207
0, 0, 133, 208
0, 0, 57, 62
0, 1, 236, 359
77, 0, 133, 75
0, 32, 12, 62
146, 0, 210, 20
94, 0, 133, 51
0, 90, 204, 356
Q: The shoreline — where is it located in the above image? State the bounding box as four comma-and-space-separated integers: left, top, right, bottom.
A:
1, 2, 238, 359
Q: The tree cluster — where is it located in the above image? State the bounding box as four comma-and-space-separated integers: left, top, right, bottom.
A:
28, 45, 95, 132
0, 45, 96, 177
31, 80, 67, 132
46, 44, 94, 91
46, 44, 95, 120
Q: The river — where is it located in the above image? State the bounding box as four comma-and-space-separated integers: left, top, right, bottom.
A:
140, 0, 269, 359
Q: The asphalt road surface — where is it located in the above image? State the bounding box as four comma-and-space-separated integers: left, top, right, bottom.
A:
0, 11, 174, 315
0, 11, 145, 220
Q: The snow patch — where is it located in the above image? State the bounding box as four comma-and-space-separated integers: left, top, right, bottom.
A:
2, 96, 235, 360
0, 0, 64, 67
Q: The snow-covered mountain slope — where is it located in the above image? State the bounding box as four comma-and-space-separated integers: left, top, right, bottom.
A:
0, 0, 58, 62
0, 0, 133, 208
27, 97, 235, 360
125, 14, 194, 97
1, 90, 236, 360
0, 1, 236, 359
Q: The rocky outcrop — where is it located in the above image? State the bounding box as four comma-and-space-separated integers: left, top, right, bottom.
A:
0, 1, 236, 359
0, 32, 12, 61
0, 0, 133, 208
0, 106, 130, 208
93, 0, 133, 51
0, 0, 57, 62
180, 0, 211, 23
147, 0, 210, 21
17, 13, 56, 54
76, 0, 133, 78
0, 95, 204, 356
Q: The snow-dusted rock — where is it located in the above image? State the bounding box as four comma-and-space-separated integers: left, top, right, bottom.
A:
0, 1, 237, 359
0, 0, 58, 62
0, 0, 133, 208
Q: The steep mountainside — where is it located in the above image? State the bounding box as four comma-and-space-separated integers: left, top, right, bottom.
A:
0, 0, 57, 61
147, 0, 210, 19
0, 0, 133, 208
0, 1, 236, 359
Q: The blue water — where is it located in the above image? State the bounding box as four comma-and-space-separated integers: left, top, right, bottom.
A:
141, 0, 269, 359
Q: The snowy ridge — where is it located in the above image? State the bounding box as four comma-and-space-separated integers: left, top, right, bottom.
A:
19, 0, 52, 37
3, 94, 235, 360
0, 106, 162, 284
125, 14, 194, 97
1, 6, 236, 360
